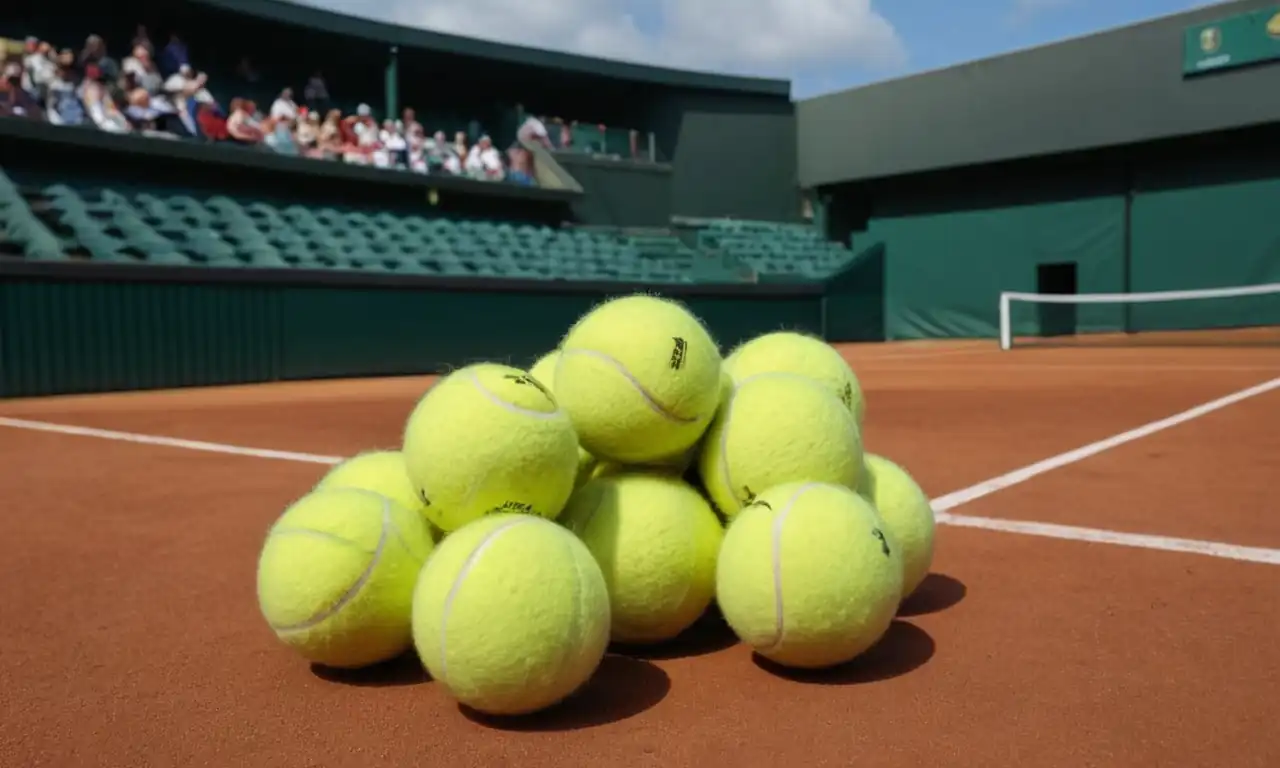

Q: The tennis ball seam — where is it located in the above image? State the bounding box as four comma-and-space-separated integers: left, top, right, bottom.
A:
558, 348, 699, 424
761, 482, 821, 653
466, 368, 562, 419
268, 496, 392, 634
716, 387, 739, 507
437, 515, 541, 685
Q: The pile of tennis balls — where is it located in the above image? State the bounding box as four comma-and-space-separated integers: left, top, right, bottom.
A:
256, 293, 937, 717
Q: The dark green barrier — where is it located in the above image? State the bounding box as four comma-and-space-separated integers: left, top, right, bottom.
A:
0, 261, 823, 398
823, 242, 886, 342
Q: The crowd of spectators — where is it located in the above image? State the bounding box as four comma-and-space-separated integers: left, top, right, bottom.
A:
0, 27, 538, 186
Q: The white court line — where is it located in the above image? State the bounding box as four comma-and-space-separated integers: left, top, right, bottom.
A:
2, 374, 1279, 565
0, 417, 343, 465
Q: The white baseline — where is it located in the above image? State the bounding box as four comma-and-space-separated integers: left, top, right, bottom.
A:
2, 374, 1279, 565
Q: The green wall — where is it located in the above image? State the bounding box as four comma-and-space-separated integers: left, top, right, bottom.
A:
0, 269, 823, 399
1129, 148, 1280, 332
553, 156, 674, 228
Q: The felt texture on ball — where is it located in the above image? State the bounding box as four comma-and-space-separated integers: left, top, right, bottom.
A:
716, 481, 903, 669
528, 349, 599, 488
858, 453, 936, 598
402, 363, 580, 532
698, 372, 863, 520
560, 472, 723, 644
724, 331, 866, 427
315, 450, 442, 540
412, 513, 611, 716
257, 487, 435, 668
556, 294, 722, 465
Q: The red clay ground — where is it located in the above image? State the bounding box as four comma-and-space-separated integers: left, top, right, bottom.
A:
1, 339, 1277, 767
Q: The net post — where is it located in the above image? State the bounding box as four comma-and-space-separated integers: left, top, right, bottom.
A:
999, 292, 1013, 351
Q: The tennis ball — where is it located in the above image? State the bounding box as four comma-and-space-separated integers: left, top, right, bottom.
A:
528, 350, 599, 488
315, 450, 442, 540
257, 487, 434, 668
412, 513, 611, 716
402, 363, 579, 532
858, 453, 936, 598
556, 294, 722, 465
724, 331, 865, 426
560, 472, 723, 643
716, 481, 903, 669
698, 372, 863, 520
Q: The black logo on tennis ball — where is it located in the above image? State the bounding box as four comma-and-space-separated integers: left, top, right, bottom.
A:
742, 486, 757, 504
841, 382, 853, 408
417, 489, 432, 507
872, 528, 891, 556
505, 373, 554, 400
670, 337, 687, 370
487, 500, 534, 515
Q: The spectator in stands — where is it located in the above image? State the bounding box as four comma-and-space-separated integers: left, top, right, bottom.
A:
401, 107, 422, 138
159, 33, 188, 77
295, 110, 320, 156
78, 35, 118, 82
122, 45, 163, 96
317, 108, 344, 158
124, 90, 178, 139
80, 65, 129, 132
304, 71, 329, 112
22, 38, 56, 102
194, 98, 229, 141
516, 111, 553, 151
1, 59, 44, 120
226, 97, 265, 145
452, 131, 470, 164
263, 116, 299, 155
507, 145, 535, 186
465, 135, 504, 181
45, 51, 87, 126
381, 119, 408, 168
270, 87, 297, 122
131, 25, 154, 57
163, 63, 204, 99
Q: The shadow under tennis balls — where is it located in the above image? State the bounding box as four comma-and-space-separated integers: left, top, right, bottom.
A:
609, 603, 739, 661
460, 654, 671, 732
897, 573, 968, 617
309, 650, 430, 688
751, 620, 936, 686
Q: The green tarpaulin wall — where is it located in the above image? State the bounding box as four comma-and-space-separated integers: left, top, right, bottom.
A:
869, 193, 1127, 340
1129, 153, 1280, 333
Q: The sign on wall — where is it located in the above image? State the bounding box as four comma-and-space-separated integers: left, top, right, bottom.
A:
1184, 6, 1280, 75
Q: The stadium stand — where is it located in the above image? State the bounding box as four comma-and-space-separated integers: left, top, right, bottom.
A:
0, 4, 860, 284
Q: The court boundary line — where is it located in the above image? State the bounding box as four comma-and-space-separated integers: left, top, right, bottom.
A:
2, 374, 1279, 566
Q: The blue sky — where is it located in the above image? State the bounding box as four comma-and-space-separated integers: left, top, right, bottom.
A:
311, 0, 1228, 99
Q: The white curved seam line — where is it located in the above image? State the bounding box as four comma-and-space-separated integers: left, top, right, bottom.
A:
437, 517, 536, 683
467, 369, 562, 419
560, 348, 697, 424
764, 483, 817, 652
272, 497, 391, 633
556, 530, 585, 693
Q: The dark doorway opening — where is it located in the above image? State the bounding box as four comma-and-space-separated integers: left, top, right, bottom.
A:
1036, 262, 1078, 338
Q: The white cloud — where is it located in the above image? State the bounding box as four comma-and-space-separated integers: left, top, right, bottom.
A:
303, 0, 906, 81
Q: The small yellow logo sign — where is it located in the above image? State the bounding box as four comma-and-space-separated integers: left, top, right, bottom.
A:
1266, 12, 1280, 38
1200, 26, 1221, 53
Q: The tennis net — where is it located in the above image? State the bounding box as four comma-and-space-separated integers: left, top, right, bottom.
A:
999, 283, 1280, 350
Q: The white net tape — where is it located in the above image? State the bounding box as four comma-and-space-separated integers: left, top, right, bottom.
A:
999, 283, 1280, 350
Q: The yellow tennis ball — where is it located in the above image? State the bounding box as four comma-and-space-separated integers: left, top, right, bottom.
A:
528, 349, 599, 487
560, 472, 723, 644
528, 350, 560, 389
716, 482, 903, 669
858, 453, 936, 598
315, 450, 442, 540
402, 363, 579, 532
556, 294, 722, 464
412, 513, 611, 716
257, 487, 434, 668
698, 372, 863, 520
724, 331, 865, 426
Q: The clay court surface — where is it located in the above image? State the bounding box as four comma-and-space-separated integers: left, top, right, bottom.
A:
2, 337, 1278, 768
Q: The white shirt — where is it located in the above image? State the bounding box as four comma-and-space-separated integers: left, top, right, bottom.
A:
517, 116, 548, 143
270, 97, 297, 122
